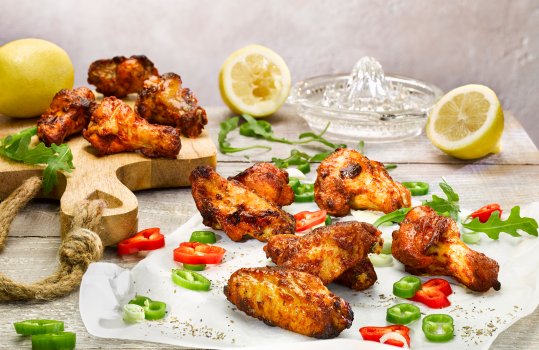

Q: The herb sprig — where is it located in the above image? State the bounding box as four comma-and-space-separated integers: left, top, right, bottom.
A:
218, 117, 271, 154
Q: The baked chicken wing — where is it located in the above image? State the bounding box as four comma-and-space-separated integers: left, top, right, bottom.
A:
335, 257, 378, 291
135, 73, 208, 137
224, 266, 353, 339
83, 97, 181, 158
315, 148, 411, 216
264, 221, 383, 285
190, 166, 295, 242
392, 206, 501, 292
230, 162, 294, 207
37, 87, 96, 146
87, 55, 158, 98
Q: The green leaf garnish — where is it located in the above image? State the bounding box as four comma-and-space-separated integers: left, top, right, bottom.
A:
218, 116, 271, 154
422, 179, 460, 221
462, 206, 538, 239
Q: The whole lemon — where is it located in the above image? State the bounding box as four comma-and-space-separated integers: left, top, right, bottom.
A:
0, 38, 74, 118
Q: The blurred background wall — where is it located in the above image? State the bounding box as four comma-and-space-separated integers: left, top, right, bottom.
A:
1, 0, 538, 145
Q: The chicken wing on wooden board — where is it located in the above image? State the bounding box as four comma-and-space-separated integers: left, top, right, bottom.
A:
87, 55, 158, 98
230, 162, 294, 207
37, 87, 97, 146
264, 221, 383, 284
135, 73, 208, 138
224, 266, 353, 339
190, 166, 295, 242
83, 97, 181, 158
392, 205, 501, 292
335, 257, 378, 291
315, 148, 411, 216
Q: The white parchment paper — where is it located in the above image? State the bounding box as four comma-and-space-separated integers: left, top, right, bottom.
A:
80, 202, 539, 349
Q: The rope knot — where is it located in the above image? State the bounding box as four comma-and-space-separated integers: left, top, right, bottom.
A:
59, 228, 104, 268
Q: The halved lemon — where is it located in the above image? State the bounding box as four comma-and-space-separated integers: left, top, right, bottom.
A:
426, 84, 504, 159
219, 45, 291, 117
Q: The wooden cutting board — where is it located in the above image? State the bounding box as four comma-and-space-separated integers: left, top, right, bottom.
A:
0, 97, 217, 246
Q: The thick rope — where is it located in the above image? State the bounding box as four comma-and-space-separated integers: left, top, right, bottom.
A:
0, 177, 105, 301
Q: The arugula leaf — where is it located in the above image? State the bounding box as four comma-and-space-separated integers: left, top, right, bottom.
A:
218, 117, 271, 154
0, 127, 75, 194
462, 206, 538, 239
373, 208, 412, 227
422, 179, 460, 220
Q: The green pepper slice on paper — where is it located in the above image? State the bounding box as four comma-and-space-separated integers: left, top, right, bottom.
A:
189, 230, 217, 244
393, 276, 422, 299
402, 181, 430, 196
13, 319, 64, 335
183, 263, 206, 271
31, 331, 76, 350
386, 303, 421, 325
172, 269, 211, 291
128, 295, 167, 320
422, 314, 454, 342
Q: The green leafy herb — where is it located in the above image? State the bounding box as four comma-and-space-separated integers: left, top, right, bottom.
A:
384, 163, 398, 170
373, 208, 412, 227
272, 149, 311, 174
218, 117, 271, 154
357, 140, 365, 153
422, 179, 460, 221
463, 206, 538, 239
0, 127, 75, 193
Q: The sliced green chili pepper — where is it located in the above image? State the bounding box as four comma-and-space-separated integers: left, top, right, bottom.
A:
296, 162, 311, 174
422, 314, 454, 342
324, 215, 332, 226
128, 295, 167, 320
293, 182, 315, 203
13, 319, 64, 335
172, 269, 211, 291
402, 182, 430, 196
393, 276, 422, 298
189, 230, 217, 244
183, 263, 206, 271
123, 304, 145, 323
288, 177, 300, 191
31, 332, 76, 350
386, 303, 421, 325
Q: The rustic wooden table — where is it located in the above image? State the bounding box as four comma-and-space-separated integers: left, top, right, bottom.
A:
1, 106, 538, 349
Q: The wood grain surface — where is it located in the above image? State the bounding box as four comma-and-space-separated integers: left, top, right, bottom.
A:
1, 106, 538, 349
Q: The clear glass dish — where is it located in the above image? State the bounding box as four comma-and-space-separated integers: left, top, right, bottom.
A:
288, 73, 443, 143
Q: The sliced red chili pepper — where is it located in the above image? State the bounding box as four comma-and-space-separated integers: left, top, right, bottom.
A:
173, 242, 225, 265
117, 228, 165, 255
294, 209, 327, 232
410, 278, 452, 309
470, 203, 502, 223
359, 325, 411, 347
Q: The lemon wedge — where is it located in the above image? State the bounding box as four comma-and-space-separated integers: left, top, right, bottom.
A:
426, 84, 504, 159
219, 45, 291, 117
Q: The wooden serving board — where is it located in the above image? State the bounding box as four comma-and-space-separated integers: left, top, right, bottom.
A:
0, 98, 216, 246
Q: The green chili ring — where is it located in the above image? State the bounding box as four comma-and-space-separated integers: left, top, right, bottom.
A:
386, 303, 421, 325
402, 182, 430, 196
422, 314, 454, 342
172, 269, 211, 291
393, 276, 422, 299
31, 332, 76, 350
189, 230, 217, 244
13, 319, 64, 335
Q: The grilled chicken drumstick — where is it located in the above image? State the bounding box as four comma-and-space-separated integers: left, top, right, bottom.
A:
264, 221, 383, 286
83, 97, 181, 158
190, 166, 295, 242
224, 266, 353, 339
136, 73, 208, 138
87, 55, 158, 98
392, 206, 501, 292
37, 87, 97, 146
315, 148, 411, 216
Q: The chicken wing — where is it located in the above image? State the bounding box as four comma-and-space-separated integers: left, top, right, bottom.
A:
264, 221, 383, 284
315, 148, 411, 216
87, 55, 158, 98
224, 266, 353, 339
335, 257, 378, 291
83, 97, 181, 158
37, 87, 96, 146
190, 166, 295, 242
135, 73, 208, 138
392, 206, 501, 292
230, 162, 294, 207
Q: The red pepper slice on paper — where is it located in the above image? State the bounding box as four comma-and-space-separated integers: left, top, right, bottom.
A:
410, 278, 452, 309
359, 325, 411, 347
470, 203, 502, 223
117, 228, 165, 255
294, 209, 327, 232
173, 242, 226, 265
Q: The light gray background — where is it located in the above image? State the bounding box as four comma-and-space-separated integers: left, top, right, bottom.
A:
1, 0, 538, 145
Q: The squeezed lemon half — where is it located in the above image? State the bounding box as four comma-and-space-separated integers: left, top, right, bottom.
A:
426, 84, 504, 159
219, 45, 291, 117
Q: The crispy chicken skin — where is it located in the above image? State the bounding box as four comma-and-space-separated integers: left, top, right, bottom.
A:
264, 221, 383, 285
87, 55, 158, 98
224, 267, 353, 339
230, 162, 294, 207
336, 257, 378, 291
190, 166, 295, 242
37, 87, 97, 146
135, 73, 208, 138
392, 206, 501, 292
315, 148, 411, 216
83, 97, 181, 158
